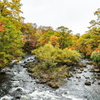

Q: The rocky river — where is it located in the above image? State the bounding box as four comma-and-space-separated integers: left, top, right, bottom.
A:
0, 55, 100, 100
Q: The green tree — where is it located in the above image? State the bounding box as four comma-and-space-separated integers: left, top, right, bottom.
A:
0, 14, 24, 67
56, 26, 72, 49
89, 8, 100, 29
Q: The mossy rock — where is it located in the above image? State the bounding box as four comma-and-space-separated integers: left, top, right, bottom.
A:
47, 82, 59, 88
80, 68, 84, 71
85, 81, 91, 86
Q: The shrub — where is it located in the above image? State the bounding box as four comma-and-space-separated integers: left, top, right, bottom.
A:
91, 51, 100, 63
39, 58, 57, 70
62, 48, 81, 65
31, 44, 81, 69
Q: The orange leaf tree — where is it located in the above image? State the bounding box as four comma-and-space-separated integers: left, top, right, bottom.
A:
50, 35, 59, 47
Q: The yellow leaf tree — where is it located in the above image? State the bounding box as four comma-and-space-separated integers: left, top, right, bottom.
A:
0, 0, 24, 29
50, 35, 59, 47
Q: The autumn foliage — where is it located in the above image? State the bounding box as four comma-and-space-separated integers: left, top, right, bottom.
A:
1, 1, 100, 68
0, 21, 4, 32
50, 35, 59, 47
32, 44, 81, 69
0, 14, 25, 67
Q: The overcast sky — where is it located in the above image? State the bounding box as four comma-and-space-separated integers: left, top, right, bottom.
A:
20, 0, 100, 35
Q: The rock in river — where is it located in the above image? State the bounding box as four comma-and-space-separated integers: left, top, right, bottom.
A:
73, 71, 76, 74
79, 63, 86, 67
94, 69, 100, 72
85, 80, 91, 86
98, 80, 100, 85
0, 71, 6, 75
76, 76, 81, 78
80, 68, 84, 71
77, 70, 82, 74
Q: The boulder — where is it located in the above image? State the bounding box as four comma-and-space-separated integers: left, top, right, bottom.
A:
73, 71, 76, 74
84, 70, 87, 72
89, 69, 94, 72
85, 80, 91, 86
27, 59, 30, 61
77, 71, 82, 74
85, 77, 90, 79
15, 96, 21, 99
92, 79, 96, 84
98, 80, 100, 85
64, 92, 67, 94
76, 76, 81, 78
30, 58, 33, 60
24, 61, 27, 64
94, 69, 100, 72
24, 62, 34, 68
16, 88, 22, 92
0, 71, 6, 75
80, 68, 84, 71
47, 82, 59, 89
73, 69, 76, 71
79, 63, 86, 67
22, 56, 25, 59
12, 60, 18, 64
97, 73, 100, 76
36, 79, 48, 84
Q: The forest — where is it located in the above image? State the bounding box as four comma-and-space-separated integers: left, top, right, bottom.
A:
0, 0, 100, 88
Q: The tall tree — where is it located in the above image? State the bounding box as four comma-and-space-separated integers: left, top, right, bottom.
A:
56, 26, 72, 49
0, 0, 22, 19
0, 0, 24, 29
89, 8, 100, 29
0, 14, 25, 67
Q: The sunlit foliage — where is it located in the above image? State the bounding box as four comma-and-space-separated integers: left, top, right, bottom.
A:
0, 0, 23, 20
76, 26, 100, 57
91, 50, 100, 64
32, 44, 81, 68
0, 0, 24, 30
50, 35, 59, 47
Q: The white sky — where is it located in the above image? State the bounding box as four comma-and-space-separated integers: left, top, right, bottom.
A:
20, 0, 100, 35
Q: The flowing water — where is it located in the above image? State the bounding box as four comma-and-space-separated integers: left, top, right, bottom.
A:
0, 55, 100, 100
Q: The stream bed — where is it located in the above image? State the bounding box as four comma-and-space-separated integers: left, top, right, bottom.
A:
0, 55, 100, 100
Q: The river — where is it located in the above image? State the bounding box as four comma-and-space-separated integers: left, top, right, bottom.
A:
0, 55, 100, 100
